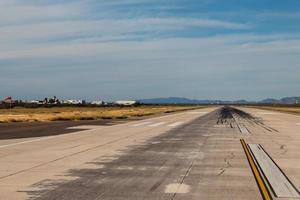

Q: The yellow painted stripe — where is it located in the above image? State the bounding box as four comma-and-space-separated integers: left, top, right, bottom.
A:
240, 139, 272, 200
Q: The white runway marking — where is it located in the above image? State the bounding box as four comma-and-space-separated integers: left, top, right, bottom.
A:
232, 114, 250, 134
148, 122, 167, 127
168, 121, 184, 127
0, 136, 54, 149
249, 144, 300, 198
213, 124, 226, 128
67, 125, 104, 130
165, 183, 191, 194
0, 122, 128, 149
130, 122, 152, 127
0, 126, 96, 149
187, 111, 208, 114
257, 112, 276, 115
237, 123, 250, 134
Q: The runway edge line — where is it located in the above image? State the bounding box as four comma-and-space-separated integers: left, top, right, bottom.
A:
240, 139, 272, 200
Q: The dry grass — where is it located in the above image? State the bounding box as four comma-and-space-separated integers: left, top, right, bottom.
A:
243, 105, 300, 114
0, 105, 205, 123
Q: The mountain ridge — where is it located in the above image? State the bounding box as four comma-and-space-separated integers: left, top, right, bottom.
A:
139, 96, 300, 104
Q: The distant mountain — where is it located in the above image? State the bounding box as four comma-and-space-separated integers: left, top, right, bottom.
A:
261, 96, 300, 104
260, 98, 281, 103
139, 97, 201, 104
139, 96, 300, 104
139, 97, 245, 104
280, 96, 300, 104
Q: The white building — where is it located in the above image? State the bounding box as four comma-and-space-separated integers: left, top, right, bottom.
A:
114, 100, 137, 106
29, 100, 42, 104
63, 99, 83, 105
91, 100, 104, 105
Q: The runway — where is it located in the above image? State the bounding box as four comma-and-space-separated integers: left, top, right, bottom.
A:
0, 106, 299, 200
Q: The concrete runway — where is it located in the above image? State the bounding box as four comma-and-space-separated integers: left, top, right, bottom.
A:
0, 106, 299, 200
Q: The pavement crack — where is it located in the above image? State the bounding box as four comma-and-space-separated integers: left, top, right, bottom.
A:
217, 169, 226, 176
218, 153, 235, 176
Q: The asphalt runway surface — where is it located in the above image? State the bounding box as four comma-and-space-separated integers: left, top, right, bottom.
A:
0, 118, 140, 140
0, 107, 299, 200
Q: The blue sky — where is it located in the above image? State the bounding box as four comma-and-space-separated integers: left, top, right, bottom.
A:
1, 0, 300, 101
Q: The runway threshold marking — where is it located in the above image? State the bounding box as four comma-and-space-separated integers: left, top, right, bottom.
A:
240, 139, 272, 200
248, 144, 300, 198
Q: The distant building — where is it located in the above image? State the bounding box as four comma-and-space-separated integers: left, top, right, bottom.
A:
63, 99, 83, 105
114, 100, 137, 106
29, 100, 41, 104
91, 100, 104, 105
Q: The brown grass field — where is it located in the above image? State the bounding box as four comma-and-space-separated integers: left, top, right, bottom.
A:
243, 105, 300, 114
0, 105, 205, 123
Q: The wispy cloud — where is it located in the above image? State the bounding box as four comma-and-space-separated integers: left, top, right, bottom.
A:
0, 17, 249, 45
2, 33, 300, 60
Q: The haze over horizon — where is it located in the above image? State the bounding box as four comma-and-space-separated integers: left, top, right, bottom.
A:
1, 0, 300, 101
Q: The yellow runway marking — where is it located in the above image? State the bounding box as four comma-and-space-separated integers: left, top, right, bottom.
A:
240, 139, 272, 200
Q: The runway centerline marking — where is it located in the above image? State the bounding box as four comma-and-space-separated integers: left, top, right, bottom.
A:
187, 111, 208, 115
130, 122, 152, 127
168, 121, 184, 127
148, 122, 167, 127
0, 137, 56, 149
67, 125, 104, 130
0, 125, 102, 149
257, 112, 276, 115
